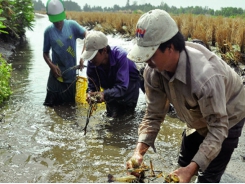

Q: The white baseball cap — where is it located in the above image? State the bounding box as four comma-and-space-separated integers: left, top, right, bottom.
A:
127, 9, 178, 63
46, 0, 66, 22
81, 31, 108, 61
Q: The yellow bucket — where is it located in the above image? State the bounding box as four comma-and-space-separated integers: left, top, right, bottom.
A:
75, 76, 88, 104
75, 76, 105, 107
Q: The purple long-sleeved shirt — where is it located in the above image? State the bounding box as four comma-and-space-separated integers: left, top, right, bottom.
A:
86, 46, 139, 103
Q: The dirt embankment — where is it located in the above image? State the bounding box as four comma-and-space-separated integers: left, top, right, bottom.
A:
0, 35, 27, 61
0, 40, 16, 61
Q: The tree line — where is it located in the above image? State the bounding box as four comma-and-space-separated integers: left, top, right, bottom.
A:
32, 0, 245, 17
33, 0, 81, 11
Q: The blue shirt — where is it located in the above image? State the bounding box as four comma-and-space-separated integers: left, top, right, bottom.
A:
87, 46, 140, 103
43, 19, 86, 83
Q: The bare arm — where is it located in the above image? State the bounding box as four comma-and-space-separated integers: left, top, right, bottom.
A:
126, 142, 149, 169
43, 52, 61, 78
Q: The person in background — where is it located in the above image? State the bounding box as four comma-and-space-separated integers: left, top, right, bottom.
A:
43, 0, 86, 107
126, 9, 245, 183
81, 31, 141, 118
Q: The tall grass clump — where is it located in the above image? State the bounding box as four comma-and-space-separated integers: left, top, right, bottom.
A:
65, 11, 245, 64
0, 54, 12, 104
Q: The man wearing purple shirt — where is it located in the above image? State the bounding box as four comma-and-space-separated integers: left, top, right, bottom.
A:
81, 31, 140, 118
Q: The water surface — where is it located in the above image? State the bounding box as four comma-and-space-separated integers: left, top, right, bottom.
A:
0, 14, 208, 183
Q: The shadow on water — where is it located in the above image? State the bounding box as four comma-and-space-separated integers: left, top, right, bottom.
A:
0, 14, 186, 183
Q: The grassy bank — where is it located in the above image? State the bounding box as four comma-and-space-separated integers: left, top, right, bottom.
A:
0, 54, 12, 104
0, 0, 35, 104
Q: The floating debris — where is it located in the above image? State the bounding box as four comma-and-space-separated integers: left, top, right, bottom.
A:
241, 155, 245, 162
164, 173, 180, 183
0, 114, 5, 123
82, 101, 97, 135
108, 159, 180, 183
108, 174, 137, 183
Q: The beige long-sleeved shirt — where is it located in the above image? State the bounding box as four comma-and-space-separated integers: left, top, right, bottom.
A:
139, 41, 245, 171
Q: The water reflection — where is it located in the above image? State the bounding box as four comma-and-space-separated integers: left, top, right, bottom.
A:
0, 14, 186, 182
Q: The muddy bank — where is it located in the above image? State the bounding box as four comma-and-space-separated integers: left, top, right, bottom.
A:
0, 36, 27, 61
0, 39, 16, 60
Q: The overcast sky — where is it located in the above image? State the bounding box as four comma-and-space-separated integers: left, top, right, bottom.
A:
42, 0, 245, 10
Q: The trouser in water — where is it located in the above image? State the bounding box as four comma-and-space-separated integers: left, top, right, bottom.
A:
43, 75, 76, 107
178, 118, 245, 183
105, 79, 140, 118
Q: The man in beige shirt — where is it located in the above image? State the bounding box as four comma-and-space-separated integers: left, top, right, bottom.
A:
126, 9, 245, 183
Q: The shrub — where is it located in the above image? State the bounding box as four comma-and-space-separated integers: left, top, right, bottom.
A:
0, 54, 12, 103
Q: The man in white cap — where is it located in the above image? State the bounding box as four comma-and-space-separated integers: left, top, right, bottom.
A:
126, 9, 245, 183
81, 31, 141, 118
43, 0, 87, 106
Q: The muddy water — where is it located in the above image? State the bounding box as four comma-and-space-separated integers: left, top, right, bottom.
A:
0, 14, 185, 182
2, 14, 244, 183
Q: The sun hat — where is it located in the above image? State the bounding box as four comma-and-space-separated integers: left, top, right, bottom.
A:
81, 31, 108, 61
46, 0, 66, 22
127, 9, 178, 63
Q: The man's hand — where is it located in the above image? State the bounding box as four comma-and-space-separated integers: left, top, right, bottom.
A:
95, 92, 104, 103
50, 63, 61, 78
126, 142, 149, 177
86, 91, 104, 104
86, 92, 95, 104
79, 58, 85, 70
172, 162, 199, 183
126, 142, 150, 169
126, 153, 144, 169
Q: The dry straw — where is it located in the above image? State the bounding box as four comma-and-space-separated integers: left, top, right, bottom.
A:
65, 11, 245, 64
